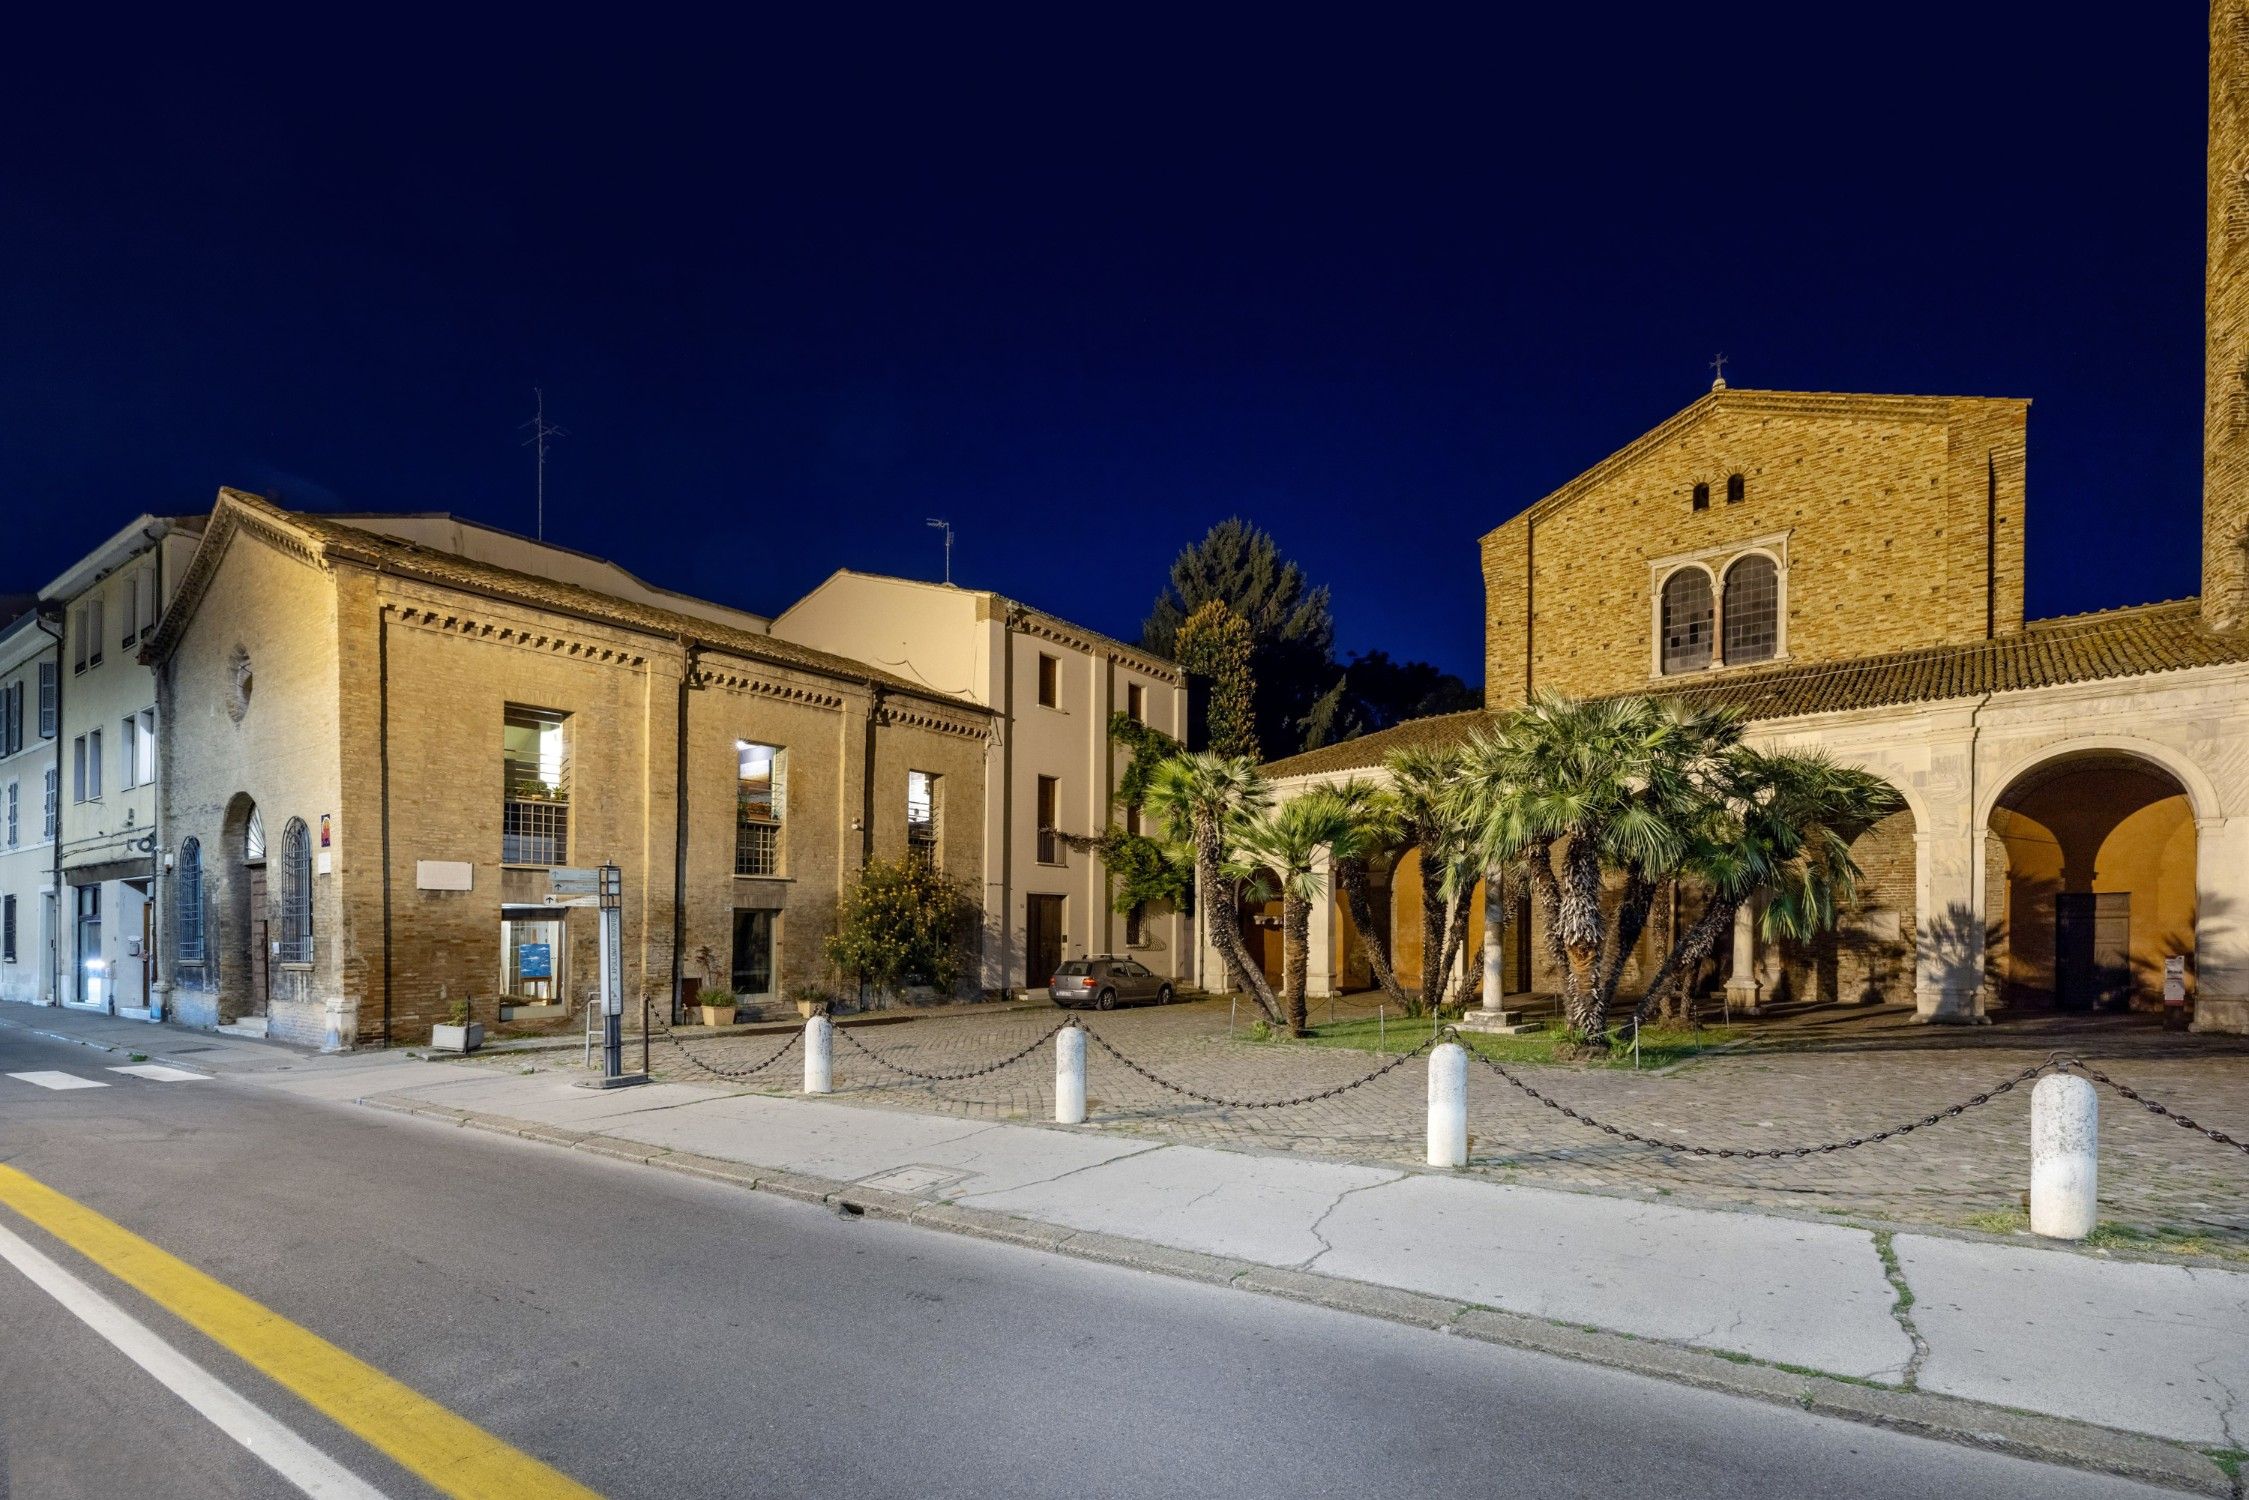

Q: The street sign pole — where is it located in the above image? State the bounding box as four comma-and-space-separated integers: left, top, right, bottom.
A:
580, 862, 649, 1090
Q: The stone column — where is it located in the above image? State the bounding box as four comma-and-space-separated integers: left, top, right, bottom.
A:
1307, 849, 1336, 1000
1912, 825, 1986, 1023
2192, 815, 2249, 1034
1724, 900, 1763, 1014
1480, 879, 1505, 1012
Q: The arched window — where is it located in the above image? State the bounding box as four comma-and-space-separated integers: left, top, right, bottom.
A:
244, 805, 265, 864
1723, 554, 1780, 665
1691, 482, 1710, 512
1659, 568, 1714, 675
278, 818, 313, 963
1725, 472, 1746, 504
176, 838, 204, 963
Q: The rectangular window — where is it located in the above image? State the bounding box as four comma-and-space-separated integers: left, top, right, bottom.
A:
1124, 904, 1144, 948
3, 782, 15, 848
501, 908, 566, 1003
731, 908, 776, 997
0, 681, 20, 757
74, 884, 100, 1005
86, 599, 103, 670
1126, 682, 1144, 723
43, 767, 57, 839
121, 716, 137, 789
734, 741, 784, 876
1036, 652, 1059, 708
72, 606, 87, 673
137, 565, 158, 639
906, 771, 939, 866
135, 709, 155, 786
1124, 802, 1141, 837
38, 661, 56, 738
2, 894, 14, 963
1035, 775, 1061, 865
501, 706, 570, 864
120, 570, 139, 645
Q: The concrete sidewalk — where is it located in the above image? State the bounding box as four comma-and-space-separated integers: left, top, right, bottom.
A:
247, 1052, 2248, 1463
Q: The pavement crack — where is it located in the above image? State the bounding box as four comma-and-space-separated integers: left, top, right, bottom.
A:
1298, 1174, 1401, 1271
1872, 1230, 1930, 1389
2193, 1351, 2244, 1451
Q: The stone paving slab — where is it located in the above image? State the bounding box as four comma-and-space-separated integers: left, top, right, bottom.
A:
962, 1144, 1403, 1265
378, 1073, 727, 1125
1896, 1232, 2249, 1447
1307, 1172, 1914, 1380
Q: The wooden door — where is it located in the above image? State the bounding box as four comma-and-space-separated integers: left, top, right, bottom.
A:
246, 865, 269, 1015
1026, 895, 1065, 989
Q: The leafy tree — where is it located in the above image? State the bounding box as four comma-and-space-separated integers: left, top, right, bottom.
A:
1302, 651, 1481, 750
1143, 519, 1333, 756
1173, 599, 1260, 761
1144, 752, 1283, 1025
1235, 794, 1351, 1035
825, 857, 977, 996
1085, 711, 1194, 917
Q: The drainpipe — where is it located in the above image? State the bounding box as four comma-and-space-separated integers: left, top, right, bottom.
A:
34, 609, 63, 1006
860, 684, 883, 866
670, 641, 697, 1024
377, 595, 395, 1046
999, 610, 1020, 992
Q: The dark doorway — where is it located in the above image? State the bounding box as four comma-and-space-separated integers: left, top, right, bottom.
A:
1512, 892, 1533, 992
2055, 892, 2131, 1012
246, 864, 269, 1017
731, 909, 775, 999
1026, 894, 1065, 989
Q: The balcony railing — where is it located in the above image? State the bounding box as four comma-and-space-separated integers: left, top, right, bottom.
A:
503, 797, 570, 866
735, 816, 779, 877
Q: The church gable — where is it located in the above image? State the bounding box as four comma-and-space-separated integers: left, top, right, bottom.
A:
1482, 388, 2028, 706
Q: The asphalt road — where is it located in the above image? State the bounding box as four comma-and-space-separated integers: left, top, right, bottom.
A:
0, 1025, 2181, 1499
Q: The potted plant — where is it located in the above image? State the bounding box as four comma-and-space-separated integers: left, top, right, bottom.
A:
697, 987, 739, 1028
790, 982, 831, 1020
431, 996, 484, 1054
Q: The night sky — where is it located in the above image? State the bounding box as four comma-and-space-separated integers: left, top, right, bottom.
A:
0, 9, 2211, 683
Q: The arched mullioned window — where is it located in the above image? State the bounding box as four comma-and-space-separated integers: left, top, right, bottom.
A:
1723, 554, 1780, 665
278, 817, 313, 963
1659, 568, 1714, 675
175, 838, 205, 963
1725, 472, 1746, 504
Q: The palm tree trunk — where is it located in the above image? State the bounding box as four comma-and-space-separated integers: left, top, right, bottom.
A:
1433, 884, 1472, 1012
1336, 859, 1412, 1009
1418, 851, 1448, 1018
1633, 896, 1735, 1025
1594, 869, 1658, 1010
1197, 826, 1283, 1025
1557, 834, 1608, 1037
1282, 891, 1310, 1035
1525, 837, 1572, 1003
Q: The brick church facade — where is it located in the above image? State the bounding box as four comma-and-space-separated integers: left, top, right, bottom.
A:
1256, 5, 2249, 1036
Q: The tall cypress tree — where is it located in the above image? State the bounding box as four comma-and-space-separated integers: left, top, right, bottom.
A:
1141, 518, 1335, 757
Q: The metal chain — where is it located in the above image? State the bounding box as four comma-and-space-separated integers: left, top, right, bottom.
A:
1466, 1046, 2051, 1159
836, 1019, 1068, 1082
649, 1020, 803, 1080
1083, 1024, 1439, 1109
2067, 1061, 2249, 1155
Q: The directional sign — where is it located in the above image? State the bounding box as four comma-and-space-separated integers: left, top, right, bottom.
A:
547, 867, 600, 894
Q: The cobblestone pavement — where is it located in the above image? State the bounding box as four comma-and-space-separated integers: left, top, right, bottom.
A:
513, 998, 2249, 1248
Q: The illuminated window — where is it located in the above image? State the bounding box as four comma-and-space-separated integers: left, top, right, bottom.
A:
1659, 569, 1714, 675
735, 741, 785, 876
502, 706, 571, 865
244, 805, 265, 864
1722, 555, 1780, 665
907, 771, 939, 865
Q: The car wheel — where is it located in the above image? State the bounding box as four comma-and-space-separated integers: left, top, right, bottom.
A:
1096, 989, 1117, 1012
1156, 985, 1173, 1005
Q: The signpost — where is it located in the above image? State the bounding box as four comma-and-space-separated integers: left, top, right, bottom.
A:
578, 863, 649, 1090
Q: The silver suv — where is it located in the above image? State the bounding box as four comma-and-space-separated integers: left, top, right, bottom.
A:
1049, 957, 1173, 1011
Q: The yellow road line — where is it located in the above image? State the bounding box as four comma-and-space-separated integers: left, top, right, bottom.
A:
0, 1163, 600, 1500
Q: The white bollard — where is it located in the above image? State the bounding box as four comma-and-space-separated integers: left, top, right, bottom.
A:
1427, 1042, 1468, 1167
2030, 1072, 2097, 1239
1055, 1025, 1087, 1124
804, 1015, 833, 1095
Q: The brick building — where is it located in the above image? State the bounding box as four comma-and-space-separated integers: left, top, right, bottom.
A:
145, 490, 991, 1049
1253, 9, 2249, 1036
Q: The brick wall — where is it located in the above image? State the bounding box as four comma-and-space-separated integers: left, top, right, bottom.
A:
2207, 1, 2249, 630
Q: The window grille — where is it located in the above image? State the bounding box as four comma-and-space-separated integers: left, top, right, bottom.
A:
1722, 555, 1780, 666
735, 816, 779, 876
278, 818, 314, 963
1659, 569, 1714, 675
503, 707, 571, 865
906, 771, 938, 866
176, 838, 205, 962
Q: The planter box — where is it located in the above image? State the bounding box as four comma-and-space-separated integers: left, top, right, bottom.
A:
698, 1005, 737, 1027
429, 1022, 484, 1054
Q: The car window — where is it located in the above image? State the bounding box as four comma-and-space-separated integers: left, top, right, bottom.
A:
1057, 961, 1091, 976
1123, 962, 1149, 978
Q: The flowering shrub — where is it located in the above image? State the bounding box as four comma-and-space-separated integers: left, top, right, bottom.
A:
824, 857, 977, 995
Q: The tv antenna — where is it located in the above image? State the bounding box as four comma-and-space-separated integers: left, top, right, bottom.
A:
926, 518, 954, 584
521, 388, 567, 539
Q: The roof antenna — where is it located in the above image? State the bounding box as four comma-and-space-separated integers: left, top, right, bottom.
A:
1709, 353, 1728, 392
520, 388, 567, 540
926, 517, 954, 585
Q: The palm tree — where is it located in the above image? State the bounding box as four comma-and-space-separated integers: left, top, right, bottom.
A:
1386, 745, 1480, 1014
1632, 749, 1903, 1025
1456, 693, 1733, 1043
1144, 752, 1283, 1025
1235, 794, 1353, 1035
1311, 778, 1415, 1011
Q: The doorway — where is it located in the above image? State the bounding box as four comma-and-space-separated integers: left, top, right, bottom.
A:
245, 863, 269, 1018
2055, 892, 2131, 1012
1026, 894, 1065, 989
731, 909, 775, 1000
72, 884, 101, 1007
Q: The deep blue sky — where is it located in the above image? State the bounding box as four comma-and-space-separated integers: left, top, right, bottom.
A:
0, 9, 2210, 683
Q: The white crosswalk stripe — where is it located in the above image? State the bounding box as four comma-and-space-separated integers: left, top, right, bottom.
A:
107, 1065, 209, 1083
7, 1071, 109, 1091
